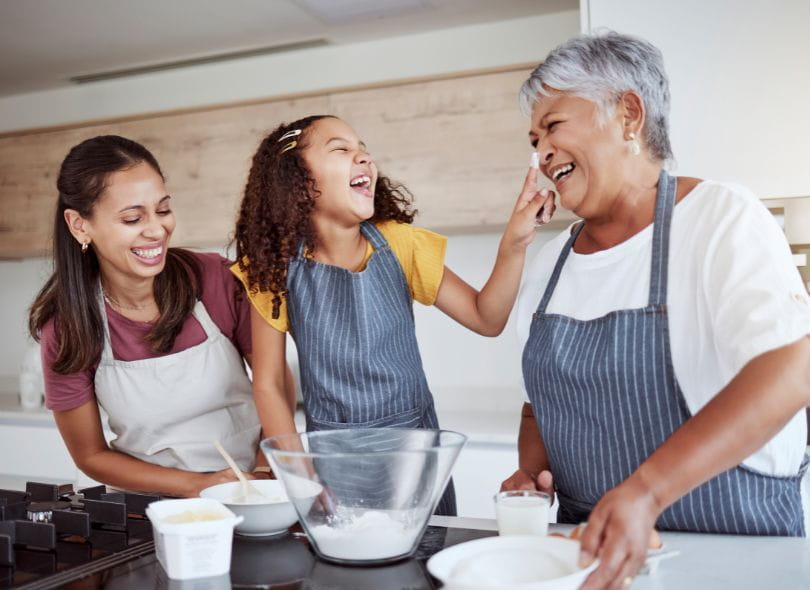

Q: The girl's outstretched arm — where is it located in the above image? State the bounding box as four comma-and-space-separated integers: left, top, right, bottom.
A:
435, 164, 554, 336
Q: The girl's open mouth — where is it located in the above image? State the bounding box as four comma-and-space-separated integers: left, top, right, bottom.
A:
350, 174, 373, 197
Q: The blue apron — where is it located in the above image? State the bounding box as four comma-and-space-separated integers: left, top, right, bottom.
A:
286, 221, 456, 516
522, 170, 807, 535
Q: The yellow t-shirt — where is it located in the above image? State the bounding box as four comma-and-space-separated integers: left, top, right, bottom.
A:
231, 221, 447, 332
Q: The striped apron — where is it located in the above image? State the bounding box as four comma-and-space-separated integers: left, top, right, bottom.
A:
522, 170, 807, 535
286, 221, 456, 516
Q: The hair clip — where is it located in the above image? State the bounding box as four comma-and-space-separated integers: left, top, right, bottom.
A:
279, 140, 298, 154
278, 129, 302, 142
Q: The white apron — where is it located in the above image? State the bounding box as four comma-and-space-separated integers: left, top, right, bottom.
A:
94, 293, 260, 472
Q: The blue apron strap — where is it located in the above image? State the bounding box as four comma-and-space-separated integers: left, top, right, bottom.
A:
648, 169, 677, 306
359, 221, 389, 250
297, 222, 387, 259
535, 223, 585, 314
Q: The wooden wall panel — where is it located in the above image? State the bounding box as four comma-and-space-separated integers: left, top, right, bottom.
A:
0, 68, 575, 258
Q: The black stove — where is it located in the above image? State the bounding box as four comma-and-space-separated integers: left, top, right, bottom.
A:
0, 481, 159, 589
0, 481, 494, 589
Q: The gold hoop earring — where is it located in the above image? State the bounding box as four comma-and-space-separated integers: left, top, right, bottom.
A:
81, 241, 89, 254
628, 132, 641, 156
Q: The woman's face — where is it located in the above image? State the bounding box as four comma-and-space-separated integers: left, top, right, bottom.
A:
529, 92, 627, 218
80, 161, 175, 283
301, 117, 378, 226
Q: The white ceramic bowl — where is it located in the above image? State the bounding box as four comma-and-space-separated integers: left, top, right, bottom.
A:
199, 480, 298, 537
427, 535, 598, 590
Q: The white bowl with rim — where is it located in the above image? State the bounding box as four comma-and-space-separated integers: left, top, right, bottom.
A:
199, 479, 299, 537
427, 535, 598, 590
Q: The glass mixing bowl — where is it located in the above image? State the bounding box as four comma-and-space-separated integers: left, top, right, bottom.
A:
261, 428, 466, 565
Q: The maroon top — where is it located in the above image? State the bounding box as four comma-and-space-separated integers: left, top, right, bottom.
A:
41, 252, 252, 412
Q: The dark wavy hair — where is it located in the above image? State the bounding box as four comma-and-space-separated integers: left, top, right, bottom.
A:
29, 135, 203, 375
234, 115, 416, 318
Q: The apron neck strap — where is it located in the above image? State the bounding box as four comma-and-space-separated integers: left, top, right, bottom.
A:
536, 223, 584, 314
534, 168, 676, 314
97, 283, 114, 360
296, 221, 387, 259
647, 168, 676, 306
359, 221, 388, 250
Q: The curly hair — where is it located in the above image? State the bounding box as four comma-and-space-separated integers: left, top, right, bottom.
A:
234, 115, 417, 319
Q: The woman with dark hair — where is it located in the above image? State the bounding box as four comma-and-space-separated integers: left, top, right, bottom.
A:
29, 135, 293, 496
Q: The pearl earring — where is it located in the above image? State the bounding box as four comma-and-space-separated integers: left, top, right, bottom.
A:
628, 132, 641, 156
81, 241, 89, 253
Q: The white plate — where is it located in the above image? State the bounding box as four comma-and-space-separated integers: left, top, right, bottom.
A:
427, 535, 598, 590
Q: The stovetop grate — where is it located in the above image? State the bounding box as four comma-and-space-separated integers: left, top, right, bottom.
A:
0, 481, 160, 589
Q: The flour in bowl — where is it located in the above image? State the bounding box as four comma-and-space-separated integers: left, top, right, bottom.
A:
309, 510, 423, 561
225, 492, 286, 505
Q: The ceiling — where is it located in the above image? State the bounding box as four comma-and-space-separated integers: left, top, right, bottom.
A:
0, 0, 576, 97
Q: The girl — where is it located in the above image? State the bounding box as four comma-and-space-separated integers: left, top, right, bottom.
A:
30, 135, 294, 497
232, 116, 553, 514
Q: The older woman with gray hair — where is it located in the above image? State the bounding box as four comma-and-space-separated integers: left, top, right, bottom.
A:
502, 31, 810, 589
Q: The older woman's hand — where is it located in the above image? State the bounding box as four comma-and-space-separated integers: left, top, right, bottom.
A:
499, 468, 555, 502
578, 476, 661, 590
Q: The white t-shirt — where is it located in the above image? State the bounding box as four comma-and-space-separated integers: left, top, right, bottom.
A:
517, 180, 810, 477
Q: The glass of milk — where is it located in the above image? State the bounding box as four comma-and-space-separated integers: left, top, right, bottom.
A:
494, 490, 550, 536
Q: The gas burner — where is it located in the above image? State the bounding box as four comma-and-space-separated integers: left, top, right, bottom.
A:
0, 480, 161, 585
26, 501, 71, 523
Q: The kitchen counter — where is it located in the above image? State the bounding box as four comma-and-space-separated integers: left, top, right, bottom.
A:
0, 391, 52, 426
432, 517, 810, 589
30, 516, 809, 589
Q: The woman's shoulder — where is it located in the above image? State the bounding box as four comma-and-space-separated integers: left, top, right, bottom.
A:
681, 179, 762, 213
38, 315, 58, 347
183, 250, 232, 274
675, 179, 775, 238
176, 250, 235, 293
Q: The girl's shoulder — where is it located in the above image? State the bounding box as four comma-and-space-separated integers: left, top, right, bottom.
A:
372, 221, 447, 305
374, 221, 446, 250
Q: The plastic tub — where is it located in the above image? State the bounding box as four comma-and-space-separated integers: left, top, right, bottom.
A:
146, 497, 243, 580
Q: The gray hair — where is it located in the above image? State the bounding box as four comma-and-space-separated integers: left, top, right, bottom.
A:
520, 31, 673, 162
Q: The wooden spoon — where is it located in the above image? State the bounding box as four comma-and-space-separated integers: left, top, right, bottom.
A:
212, 439, 267, 502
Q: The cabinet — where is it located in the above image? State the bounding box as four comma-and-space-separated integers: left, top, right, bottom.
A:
0, 417, 82, 483
763, 196, 810, 292
0, 67, 578, 258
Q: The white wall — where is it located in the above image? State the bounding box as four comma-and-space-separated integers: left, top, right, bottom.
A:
0, 11, 580, 133
418, 230, 557, 400
583, 0, 810, 198
0, 257, 52, 381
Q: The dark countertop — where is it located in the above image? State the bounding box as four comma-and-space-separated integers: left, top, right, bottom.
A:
67, 525, 493, 590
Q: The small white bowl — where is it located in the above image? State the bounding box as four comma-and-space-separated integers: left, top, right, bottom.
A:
199, 480, 298, 537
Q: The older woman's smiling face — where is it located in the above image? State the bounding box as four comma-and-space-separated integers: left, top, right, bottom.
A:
529, 92, 627, 218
